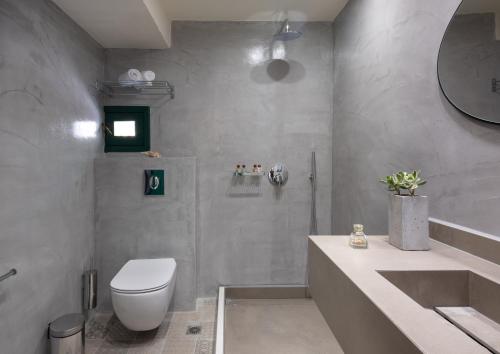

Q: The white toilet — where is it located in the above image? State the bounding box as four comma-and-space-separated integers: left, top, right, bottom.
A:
110, 258, 176, 331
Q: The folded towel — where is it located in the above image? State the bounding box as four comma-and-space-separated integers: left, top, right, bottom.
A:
118, 69, 143, 86
141, 70, 156, 82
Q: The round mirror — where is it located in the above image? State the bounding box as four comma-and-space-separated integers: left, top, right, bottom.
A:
438, 0, 500, 123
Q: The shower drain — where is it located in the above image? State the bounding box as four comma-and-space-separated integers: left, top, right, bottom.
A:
186, 324, 202, 335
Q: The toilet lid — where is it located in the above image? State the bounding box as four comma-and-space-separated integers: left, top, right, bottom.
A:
110, 258, 176, 293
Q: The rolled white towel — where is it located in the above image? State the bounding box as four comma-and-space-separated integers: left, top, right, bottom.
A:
118, 69, 143, 86
141, 70, 156, 82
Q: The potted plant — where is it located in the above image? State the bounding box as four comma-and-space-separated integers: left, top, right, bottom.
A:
380, 170, 429, 250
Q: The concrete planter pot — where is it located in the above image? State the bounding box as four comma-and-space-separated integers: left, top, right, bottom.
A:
388, 194, 429, 251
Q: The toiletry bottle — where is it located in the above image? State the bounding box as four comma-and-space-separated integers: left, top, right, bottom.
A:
242, 164, 246, 175
349, 224, 368, 249
253, 164, 257, 173
257, 164, 262, 173
235, 165, 242, 176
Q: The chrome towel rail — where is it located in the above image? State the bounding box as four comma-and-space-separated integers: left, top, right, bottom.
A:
0, 269, 17, 282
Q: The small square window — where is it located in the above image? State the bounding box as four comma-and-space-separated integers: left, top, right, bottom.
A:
113, 121, 136, 137
104, 106, 150, 152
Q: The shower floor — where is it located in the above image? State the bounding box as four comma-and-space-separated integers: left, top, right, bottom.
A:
224, 298, 344, 354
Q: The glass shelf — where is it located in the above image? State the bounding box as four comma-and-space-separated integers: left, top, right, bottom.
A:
233, 172, 265, 177
228, 172, 264, 196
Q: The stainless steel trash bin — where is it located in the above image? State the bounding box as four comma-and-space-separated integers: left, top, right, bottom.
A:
49, 313, 85, 354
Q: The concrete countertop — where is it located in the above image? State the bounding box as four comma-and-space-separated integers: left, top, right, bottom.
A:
309, 236, 500, 354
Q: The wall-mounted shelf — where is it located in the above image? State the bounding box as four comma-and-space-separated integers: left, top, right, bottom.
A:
227, 174, 263, 196
233, 172, 265, 177
227, 171, 265, 196
98, 81, 174, 99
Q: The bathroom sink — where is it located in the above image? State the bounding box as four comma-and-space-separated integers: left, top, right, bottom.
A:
378, 270, 500, 352
377, 270, 500, 321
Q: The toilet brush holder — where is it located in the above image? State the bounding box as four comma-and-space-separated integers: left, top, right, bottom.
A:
83, 270, 97, 310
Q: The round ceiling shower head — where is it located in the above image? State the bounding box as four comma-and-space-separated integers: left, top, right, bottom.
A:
273, 19, 302, 41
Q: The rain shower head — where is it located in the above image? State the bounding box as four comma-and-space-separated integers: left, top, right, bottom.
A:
273, 19, 302, 41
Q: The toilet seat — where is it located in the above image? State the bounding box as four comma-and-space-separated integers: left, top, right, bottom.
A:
110, 258, 176, 294
111, 283, 168, 294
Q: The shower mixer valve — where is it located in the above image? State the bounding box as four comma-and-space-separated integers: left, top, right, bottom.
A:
268, 164, 288, 186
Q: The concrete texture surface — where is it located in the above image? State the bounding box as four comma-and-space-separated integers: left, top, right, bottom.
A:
104, 22, 334, 297
225, 298, 343, 354
430, 218, 500, 266
379, 270, 470, 308
309, 236, 500, 353
5, 0, 500, 352
95, 157, 196, 311
388, 195, 429, 250
0, 0, 104, 352
380, 269, 500, 326
331, 0, 500, 236
435, 306, 500, 354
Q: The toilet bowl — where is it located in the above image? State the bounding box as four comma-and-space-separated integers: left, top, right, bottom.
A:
110, 258, 176, 331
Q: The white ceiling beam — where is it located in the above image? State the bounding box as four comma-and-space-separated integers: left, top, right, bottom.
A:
143, 0, 171, 48
52, 0, 172, 49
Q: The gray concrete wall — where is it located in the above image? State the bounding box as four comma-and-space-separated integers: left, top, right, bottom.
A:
105, 22, 334, 297
0, 0, 103, 352
95, 157, 196, 311
331, 0, 500, 236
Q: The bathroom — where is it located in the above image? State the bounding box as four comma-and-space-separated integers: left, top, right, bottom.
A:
1, 0, 500, 353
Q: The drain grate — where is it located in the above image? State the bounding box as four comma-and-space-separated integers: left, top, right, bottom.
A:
186, 324, 202, 335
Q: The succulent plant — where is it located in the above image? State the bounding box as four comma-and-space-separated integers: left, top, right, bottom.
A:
380, 170, 426, 196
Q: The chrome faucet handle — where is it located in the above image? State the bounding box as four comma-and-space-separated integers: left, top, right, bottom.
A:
268, 164, 288, 186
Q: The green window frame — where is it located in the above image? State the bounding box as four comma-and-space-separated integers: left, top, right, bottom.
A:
104, 106, 150, 153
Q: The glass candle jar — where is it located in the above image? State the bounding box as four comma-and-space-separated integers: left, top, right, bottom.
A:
349, 224, 368, 249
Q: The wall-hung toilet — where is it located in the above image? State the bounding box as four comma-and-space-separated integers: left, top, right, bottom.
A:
110, 258, 176, 331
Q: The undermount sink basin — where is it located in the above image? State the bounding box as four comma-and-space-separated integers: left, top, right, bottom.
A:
378, 270, 500, 352
377, 270, 500, 322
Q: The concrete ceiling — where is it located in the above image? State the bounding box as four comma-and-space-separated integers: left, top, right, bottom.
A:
52, 0, 349, 49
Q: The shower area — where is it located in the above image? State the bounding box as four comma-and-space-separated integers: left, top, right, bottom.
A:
218, 146, 336, 352
211, 149, 333, 354
203, 20, 332, 353
95, 19, 334, 353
